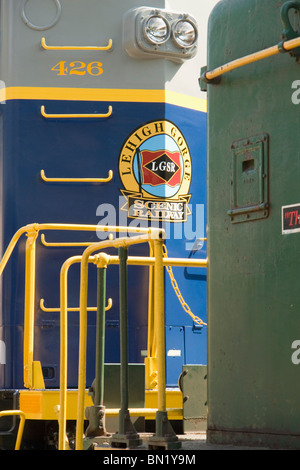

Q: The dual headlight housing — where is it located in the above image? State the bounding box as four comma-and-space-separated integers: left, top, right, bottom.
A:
123, 7, 198, 62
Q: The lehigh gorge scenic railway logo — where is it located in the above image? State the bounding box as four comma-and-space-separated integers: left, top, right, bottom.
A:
118, 120, 192, 222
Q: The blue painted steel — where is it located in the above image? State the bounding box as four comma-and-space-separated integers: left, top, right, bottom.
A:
0, 96, 206, 389
164, 106, 207, 384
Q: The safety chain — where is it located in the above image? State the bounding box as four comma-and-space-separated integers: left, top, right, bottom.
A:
163, 244, 207, 327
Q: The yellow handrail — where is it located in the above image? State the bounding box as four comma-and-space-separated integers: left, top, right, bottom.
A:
41, 234, 94, 247
146, 242, 156, 389
104, 407, 182, 417
0, 411, 26, 450
40, 234, 208, 266
40, 169, 113, 184
0, 224, 34, 276
59, 256, 92, 450
0, 223, 155, 390
74, 230, 165, 450
0, 223, 153, 277
40, 105, 113, 119
39, 297, 112, 313
57, 246, 206, 449
0, 222, 156, 277
24, 228, 43, 389
204, 35, 300, 82
58, 253, 112, 450
41, 37, 113, 51
0, 222, 206, 449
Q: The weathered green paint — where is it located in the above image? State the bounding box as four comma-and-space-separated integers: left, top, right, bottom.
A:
181, 365, 207, 432
118, 247, 130, 413
281, 0, 300, 56
94, 266, 107, 408
111, 247, 142, 448
84, 266, 108, 439
206, 0, 300, 449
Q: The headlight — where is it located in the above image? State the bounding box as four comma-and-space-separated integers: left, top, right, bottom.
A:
144, 16, 170, 44
173, 20, 197, 48
123, 7, 198, 62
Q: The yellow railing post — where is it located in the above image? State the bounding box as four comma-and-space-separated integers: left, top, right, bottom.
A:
148, 237, 183, 449
59, 256, 85, 450
153, 238, 166, 413
145, 241, 158, 390
23, 227, 45, 390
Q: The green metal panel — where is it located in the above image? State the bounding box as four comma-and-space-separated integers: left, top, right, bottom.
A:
229, 134, 269, 223
103, 364, 145, 409
89, 363, 145, 408
206, 0, 300, 449
181, 365, 207, 432
88, 364, 145, 435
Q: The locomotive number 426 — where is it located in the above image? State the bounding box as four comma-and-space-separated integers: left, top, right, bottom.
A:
51, 61, 103, 76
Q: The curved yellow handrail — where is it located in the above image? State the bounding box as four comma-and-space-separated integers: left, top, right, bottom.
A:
41, 37, 113, 51
39, 234, 207, 268
0, 222, 157, 390
40, 105, 113, 119
39, 297, 112, 312
40, 169, 113, 183
74, 231, 165, 450
0, 411, 26, 450
204, 36, 300, 82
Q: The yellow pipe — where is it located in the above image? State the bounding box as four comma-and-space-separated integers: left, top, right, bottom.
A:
75, 230, 164, 450
102, 255, 207, 268
41, 234, 93, 247
40, 233, 208, 267
0, 411, 26, 450
40, 105, 113, 120
153, 239, 166, 412
0, 223, 156, 392
205, 36, 300, 81
59, 254, 113, 450
39, 297, 112, 313
0, 222, 153, 276
57, 253, 115, 449
40, 168, 113, 183
23, 228, 44, 389
103, 408, 182, 418
41, 37, 113, 51
36, 222, 152, 234
148, 242, 155, 358
59, 256, 93, 451
0, 224, 37, 275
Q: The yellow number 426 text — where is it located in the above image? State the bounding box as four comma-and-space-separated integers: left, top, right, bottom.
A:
51, 61, 103, 76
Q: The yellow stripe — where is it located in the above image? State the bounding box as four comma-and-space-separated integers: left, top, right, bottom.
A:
19, 388, 182, 420
1, 86, 207, 112
166, 90, 207, 112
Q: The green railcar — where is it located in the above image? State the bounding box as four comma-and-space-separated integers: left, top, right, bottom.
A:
202, 0, 300, 450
